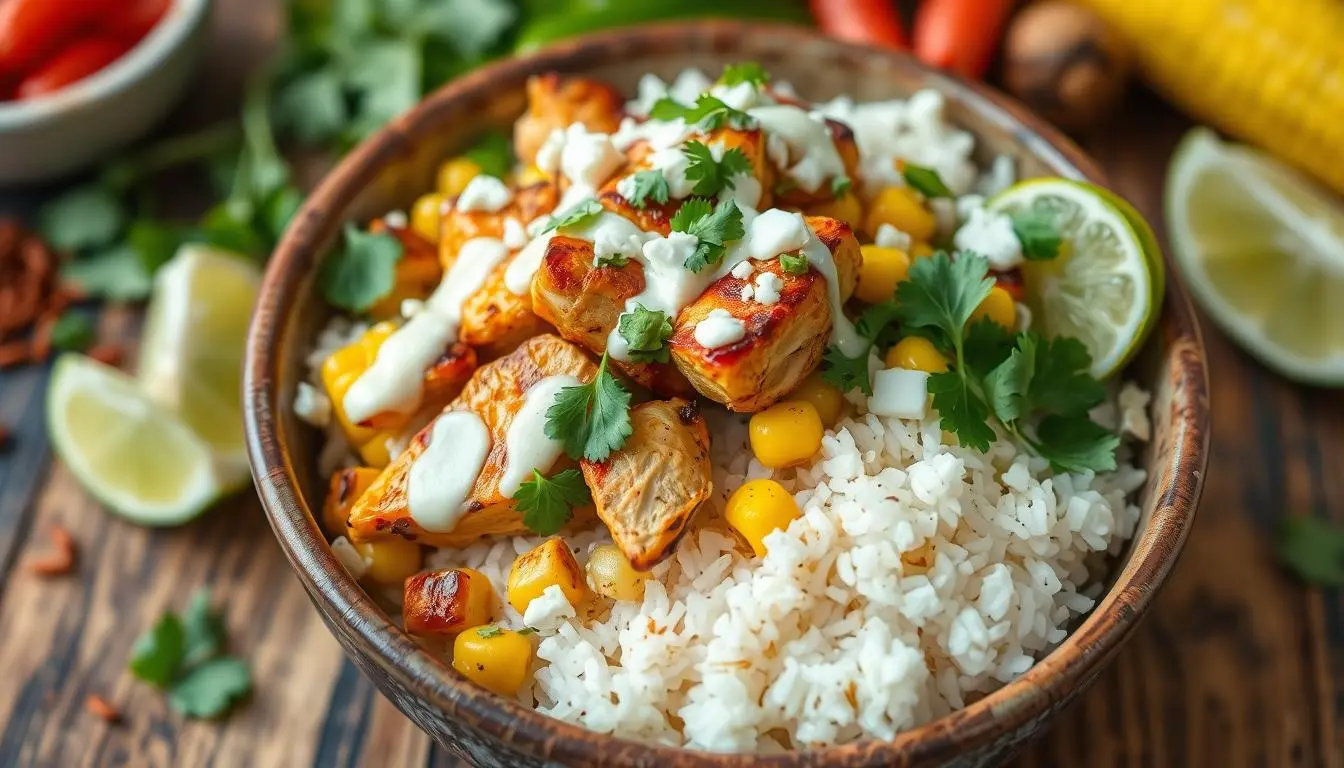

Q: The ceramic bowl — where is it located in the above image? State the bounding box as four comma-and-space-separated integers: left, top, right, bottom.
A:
0, 0, 210, 185
244, 22, 1209, 767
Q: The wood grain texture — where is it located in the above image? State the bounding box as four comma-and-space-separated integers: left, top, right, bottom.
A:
0, 2, 1339, 767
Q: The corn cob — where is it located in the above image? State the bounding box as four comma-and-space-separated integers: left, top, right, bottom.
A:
1078, 0, 1344, 196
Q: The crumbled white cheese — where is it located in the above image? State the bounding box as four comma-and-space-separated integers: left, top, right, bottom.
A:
954, 208, 1024, 270
383, 210, 408, 229
560, 125, 623, 190
331, 536, 370, 580
722, 174, 762, 210
400, 298, 425, 319
642, 230, 700, 269
502, 217, 528, 249
875, 223, 912, 251
1118, 382, 1152, 441
522, 585, 577, 633
649, 146, 694, 198
693, 308, 746, 349
754, 272, 784, 305
535, 128, 567, 174
979, 154, 1017, 197
709, 81, 773, 111
593, 228, 646, 266
955, 194, 986, 223
730, 260, 755, 280
294, 382, 332, 427
747, 209, 809, 260
869, 368, 930, 419
739, 284, 754, 302
455, 175, 514, 213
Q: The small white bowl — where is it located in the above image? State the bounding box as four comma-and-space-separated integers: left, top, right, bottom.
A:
0, 0, 211, 186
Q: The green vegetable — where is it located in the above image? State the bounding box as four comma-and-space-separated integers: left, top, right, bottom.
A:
59, 246, 153, 302
595, 252, 630, 268
1011, 209, 1063, 261
625, 170, 671, 209
902, 164, 953, 199
831, 175, 853, 199
649, 94, 756, 133
821, 346, 872, 395
129, 590, 251, 719
39, 186, 125, 253
318, 224, 405, 313
684, 142, 753, 197
544, 199, 605, 233
670, 198, 746, 272
50, 313, 95, 353
476, 625, 505, 638
463, 131, 514, 179
779, 252, 809, 275
618, 304, 674, 363
544, 352, 633, 462
1277, 516, 1344, 586
719, 62, 770, 87
513, 468, 593, 535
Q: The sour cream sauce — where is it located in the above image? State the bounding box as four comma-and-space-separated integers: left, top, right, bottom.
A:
497, 375, 580, 497
407, 410, 491, 532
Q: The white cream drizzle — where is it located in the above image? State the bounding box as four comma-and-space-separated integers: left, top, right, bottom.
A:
746, 104, 847, 193
344, 237, 509, 424
497, 375, 580, 497
407, 410, 491, 532
693, 308, 746, 349
505, 211, 651, 295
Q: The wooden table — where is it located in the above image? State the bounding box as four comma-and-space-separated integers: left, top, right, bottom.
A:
2, 3, 1342, 766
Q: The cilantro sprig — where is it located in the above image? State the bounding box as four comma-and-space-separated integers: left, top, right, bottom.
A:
129, 591, 251, 719
625, 170, 670, 209
544, 352, 633, 462
513, 468, 592, 535
684, 142, 753, 198
648, 94, 756, 132
902, 163, 952, 198
779, 252, 809, 275
1277, 516, 1344, 586
670, 198, 746, 272
618, 305, 674, 363
544, 199, 605, 233
718, 62, 769, 88
318, 224, 405, 312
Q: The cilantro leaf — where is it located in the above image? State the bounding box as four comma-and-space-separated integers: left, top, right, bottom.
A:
1277, 517, 1344, 586
618, 305, 673, 363
544, 199, 604, 233
513, 468, 592, 535
40, 186, 125, 253
319, 224, 404, 313
1030, 414, 1119, 473
779, 252, 808, 275
182, 590, 228, 668
595, 251, 629, 268
127, 220, 184, 275
626, 170, 670, 209
672, 198, 745, 272
544, 353, 633, 462
130, 613, 186, 688
855, 300, 902, 345
894, 251, 994, 350
719, 62, 769, 87
50, 312, 95, 352
668, 198, 713, 232
463, 130, 513, 179
1024, 336, 1107, 416
60, 246, 153, 301
961, 318, 1017, 376
169, 657, 252, 719
477, 625, 505, 638
831, 175, 852, 199
822, 345, 872, 395
684, 142, 752, 198
928, 371, 997, 451
649, 94, 755, 132
274, 69, 348, 145
982, 335, 1036, 424
1011, 209, 1062, 260
902, 164, 953, 198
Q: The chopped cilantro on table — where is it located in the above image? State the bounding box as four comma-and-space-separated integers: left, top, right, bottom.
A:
718, 62, 769, 88
779, 252, 809, 275
513, 468, 592, 536
625, 170, 670, 209
129, 591, 251, 719
618, 305, 674, 363
902, 163, 953, 198
670, 198, 746, 273
544, 199, 605, 233
544, 352, 633, 463
1010, 208, 1064, 260
684, 142, 753, 198
648, 94, 756, 132
318, 224, 405, 313
1277, 516, 1344, 587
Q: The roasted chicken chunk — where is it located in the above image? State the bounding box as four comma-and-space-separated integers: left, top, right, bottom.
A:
348, 334, 597, 547
514, 74, 624, 166
580, 399, 712, 570
767, 118, 862, 211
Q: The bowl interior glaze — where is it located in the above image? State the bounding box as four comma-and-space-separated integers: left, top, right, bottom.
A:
245, 22, 1208, 767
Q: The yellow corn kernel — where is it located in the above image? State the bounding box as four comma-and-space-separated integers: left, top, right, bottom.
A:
806, 192, 864, 229
972, 285, 1017, 329
884, 336, 949, 373
355, 538, 423, 585
452, 626, 535, 696
517, 164, 548, 187
585, 544, 650, 602
437, 157, 483, 197
404, 568, 494, 637
507, 538, 586, 615
865, 187, 936, 242
724, 478, 801, 557
411, 193, 445, 243
749, 400, 824, 469
910, 241, 935, 260
322, 467, 380, 537
787, 372, 845, 427
856, 245, 912, 304
321, 322, 399, 448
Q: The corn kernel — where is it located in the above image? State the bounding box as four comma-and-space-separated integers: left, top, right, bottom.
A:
404, 568, 494, 636
321, 322, 400, 450
322, 467, 380, 537
884, 336, 949, 373
452, 626, 534, 696
355, 538, 422, 585
972, 285, 1017, 329
806, 192, 864, 229
856, 245, 912, 304
436, 157, 483, 198
749, 400, 824, 469
517, 164, 548, 187
724, 478, 801, 556
865, 187, 936, 242
411, 193, 445, 243
787, 372, 845, 427
585, 544, 650, 602
507, 538, 586, 614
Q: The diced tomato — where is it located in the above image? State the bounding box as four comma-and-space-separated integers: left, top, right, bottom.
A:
98, 0, 172, 45
15, 38, 131, 100
809, 0, 907, 50
994, 268, 1025, 302
912, 0, 1015, 79
0, 0, 120, 77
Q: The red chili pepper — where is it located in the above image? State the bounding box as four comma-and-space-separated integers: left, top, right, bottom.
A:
810, 0, 907, 49
98, 0, 172, 45
913, 0, 1015, 79
0, 0, 119, 77
15, 38, 131, 100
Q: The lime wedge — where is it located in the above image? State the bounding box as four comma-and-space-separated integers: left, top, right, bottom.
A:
1166, 127, 1344, 385
137, 245, 261, 484
47, 354, 224, 525
988, 178, 1158, 378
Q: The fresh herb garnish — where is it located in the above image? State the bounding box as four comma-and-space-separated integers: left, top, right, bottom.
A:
902, 163, 953, 198
670, 198, 746, 272
684, 142, 753, 198
544, 352, 633, 462
821, 346, 872, 395
544, 199, 604, 233
476, 625, 504, 638
779, 252, 809, 275
831, 175, 853, 199
318, 224, 405, 313
129, 591, 251, 719
595, 251, 630, 268
1010, 209, 1063, 260
463, 130, 514, 179
50, 312, 95, 352
513, 468, 593, 535
1277, 516, 1344, 586
39, 186, 124, 253
626, 170, 670, 209
718, 62, 769, 88
648, 94, 756, 132
618, 304, 674, 363
60, 246, 153, 301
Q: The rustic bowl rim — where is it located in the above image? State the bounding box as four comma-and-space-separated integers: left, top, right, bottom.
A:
245, 20, 1209, 766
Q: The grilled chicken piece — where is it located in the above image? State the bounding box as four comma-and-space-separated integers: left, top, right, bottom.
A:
580, 399, 712, 570
768, 118, 861, 212
668, 217, 862, 412
514, 74, 624, 166
530, 233, 696, 398
348, 335, 598, 547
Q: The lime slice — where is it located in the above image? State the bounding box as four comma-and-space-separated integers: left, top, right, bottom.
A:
1166, 127, 1344, 385
138, 245, 261, 484
47, 354, 224, 525
989, 178, 1157, 378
